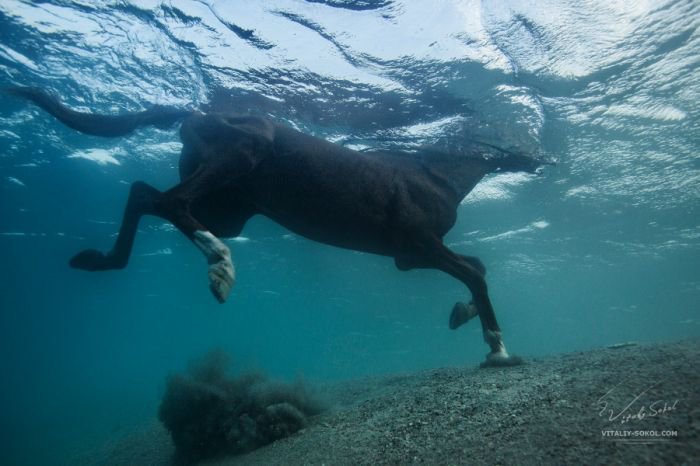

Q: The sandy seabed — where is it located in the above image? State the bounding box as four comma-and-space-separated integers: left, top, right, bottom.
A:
75, 339, 700, 466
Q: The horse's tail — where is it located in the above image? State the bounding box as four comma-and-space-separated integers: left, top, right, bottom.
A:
4, 86, 192, 137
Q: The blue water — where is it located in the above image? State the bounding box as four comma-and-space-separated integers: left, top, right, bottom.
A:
0, 1, 698, 464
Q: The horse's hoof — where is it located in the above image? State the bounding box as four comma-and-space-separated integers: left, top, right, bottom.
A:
208, 258, 235, 303
70, 249, 111, 271
479, 353, 525, 368
449, 301, 478, 330
194, 230, 236, 303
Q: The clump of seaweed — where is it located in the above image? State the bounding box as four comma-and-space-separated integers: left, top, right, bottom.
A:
158, 350, 323, 463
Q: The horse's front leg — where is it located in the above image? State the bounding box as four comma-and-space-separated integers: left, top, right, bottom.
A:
70, 181, 160, 271
153, 177, 236, 304
71, 178, 235, 303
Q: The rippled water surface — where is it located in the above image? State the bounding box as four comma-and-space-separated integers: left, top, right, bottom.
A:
0, 1, 698, 464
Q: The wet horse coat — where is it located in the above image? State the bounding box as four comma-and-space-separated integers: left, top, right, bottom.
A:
8, 86, 545, 366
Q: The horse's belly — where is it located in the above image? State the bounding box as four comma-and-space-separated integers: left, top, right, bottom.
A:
241, 147, 455, 254
258, 195, 398, 255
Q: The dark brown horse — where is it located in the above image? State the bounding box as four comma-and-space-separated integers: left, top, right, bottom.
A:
8, 86, 547, 367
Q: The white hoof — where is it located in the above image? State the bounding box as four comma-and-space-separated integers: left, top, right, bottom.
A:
480, 329, 524, 368
193, 230, 236, 303
209, 259, 234, 303
480, 351, 525, 368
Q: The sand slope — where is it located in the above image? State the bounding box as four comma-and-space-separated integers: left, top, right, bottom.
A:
78, 339, 700, 465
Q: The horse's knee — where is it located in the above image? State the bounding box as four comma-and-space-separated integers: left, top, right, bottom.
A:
131, 180, 152, 194
462, 256, 486, 276
130, 181, 161, 205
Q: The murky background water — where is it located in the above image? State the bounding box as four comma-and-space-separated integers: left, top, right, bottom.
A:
0, 1, 698, 464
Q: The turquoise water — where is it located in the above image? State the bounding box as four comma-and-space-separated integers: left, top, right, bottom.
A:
0, 1, 698, 464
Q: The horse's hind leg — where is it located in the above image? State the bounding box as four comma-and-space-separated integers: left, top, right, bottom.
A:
458, 255, 486, 276
71, 176, 235, 303
398, 240, 523, 367
448, 255, 485, 330
394, 252, 482, 330
432, 244, 523, 367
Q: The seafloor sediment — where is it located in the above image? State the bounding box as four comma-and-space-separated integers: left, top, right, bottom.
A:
75, 339, 700, 466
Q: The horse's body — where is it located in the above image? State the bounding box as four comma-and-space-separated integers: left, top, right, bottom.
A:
8, 87, 545, 366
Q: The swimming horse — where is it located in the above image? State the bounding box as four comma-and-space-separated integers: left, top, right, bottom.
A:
7, 86, 548, 367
